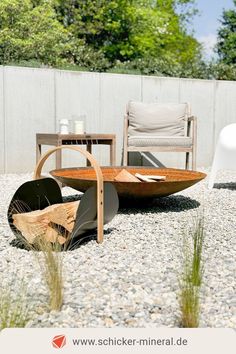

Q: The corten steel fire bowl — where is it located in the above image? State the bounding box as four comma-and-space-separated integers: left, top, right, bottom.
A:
50, 167, 206, 200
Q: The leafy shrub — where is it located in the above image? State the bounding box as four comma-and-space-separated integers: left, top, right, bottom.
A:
72, 44, 111, 72
208, 62, 236, 81
0, 0, 71, 65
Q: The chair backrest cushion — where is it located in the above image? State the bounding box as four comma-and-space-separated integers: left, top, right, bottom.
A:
127, 101, 189, 137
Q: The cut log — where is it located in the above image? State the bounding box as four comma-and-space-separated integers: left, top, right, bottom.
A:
114, 169, 140, 182
48, 201, 79, 232
139, 174, 166, 181
44, 225, 61, 243
12, 201, 80, 244
45, 226, 67, 245
135, 173, 166, 182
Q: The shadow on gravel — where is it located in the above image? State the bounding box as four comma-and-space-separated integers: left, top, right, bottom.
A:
10, 227, 115, 251
9, 193, 199, 251
118, 195, 200, 214
61, 192, 201, 213
62, 194, 82, 202
62, 193, 201, 214
213, 182, 236, 190
66, 227, 115, 250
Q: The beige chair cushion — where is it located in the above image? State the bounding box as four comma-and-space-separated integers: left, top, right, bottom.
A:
128, 136, 192, 147
127, 101, 188, 137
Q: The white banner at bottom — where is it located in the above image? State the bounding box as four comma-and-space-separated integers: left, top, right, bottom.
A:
0, 328, 235, 354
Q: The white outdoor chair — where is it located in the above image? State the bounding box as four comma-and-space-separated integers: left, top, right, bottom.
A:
123, 101, 197, 170
208, 123, 236, 189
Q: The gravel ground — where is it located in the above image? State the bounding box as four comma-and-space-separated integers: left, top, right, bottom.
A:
0, 170, 235, 328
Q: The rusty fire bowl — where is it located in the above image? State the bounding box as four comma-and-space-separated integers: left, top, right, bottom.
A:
50, 167, 206, 200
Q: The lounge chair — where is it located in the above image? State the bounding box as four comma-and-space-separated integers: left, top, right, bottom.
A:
123, 101, 197, 170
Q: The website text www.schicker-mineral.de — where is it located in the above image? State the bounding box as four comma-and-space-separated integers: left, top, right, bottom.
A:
72, 336, 188, 348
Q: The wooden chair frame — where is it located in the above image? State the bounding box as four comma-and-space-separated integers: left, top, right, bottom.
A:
123, 105, 197, 170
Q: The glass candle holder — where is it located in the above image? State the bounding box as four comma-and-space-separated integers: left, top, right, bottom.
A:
74, 120, 84, 134
72, 114, 86, 134
59, 119, 69, 134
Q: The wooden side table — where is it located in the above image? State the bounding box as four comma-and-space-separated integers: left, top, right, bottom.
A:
36, 133, 116, 169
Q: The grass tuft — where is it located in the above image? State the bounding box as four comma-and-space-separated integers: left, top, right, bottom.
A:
0, 282, 31, 330
180, 279, 200, 328
179, 216, 205, 328
34, 237, 64, 312
9, 200, 65, 312
191, 218, 204, 287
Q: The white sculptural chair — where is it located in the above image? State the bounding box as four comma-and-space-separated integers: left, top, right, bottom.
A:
208, 123, 236, 189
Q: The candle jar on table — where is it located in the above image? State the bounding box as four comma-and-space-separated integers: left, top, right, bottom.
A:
59, 119, 70, 134
73, 115, 86, 134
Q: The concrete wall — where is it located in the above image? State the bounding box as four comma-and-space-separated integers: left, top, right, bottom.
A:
0, 66, 236, 173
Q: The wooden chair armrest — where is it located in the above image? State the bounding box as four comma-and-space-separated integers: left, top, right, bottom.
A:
187, 115, 197, 122
124, 115, 129, 134
122, 115, 129, 165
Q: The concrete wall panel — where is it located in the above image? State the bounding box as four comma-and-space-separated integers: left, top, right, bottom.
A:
4, 67, 55, 173
214, 80, 236, 144
100, 73, 142, 165
142, 76, 180, 103
180, 79, 215, 167
55, 71, 100, 167
142, 76, 184, 168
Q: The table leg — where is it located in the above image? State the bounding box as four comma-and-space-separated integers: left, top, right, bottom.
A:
110, 137, 116, 166
86, 142, 92, 166
56, 149, 62, 170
